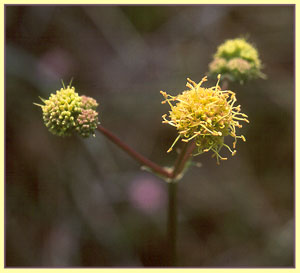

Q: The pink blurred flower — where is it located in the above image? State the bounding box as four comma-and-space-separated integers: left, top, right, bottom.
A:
128, 175, 167, 214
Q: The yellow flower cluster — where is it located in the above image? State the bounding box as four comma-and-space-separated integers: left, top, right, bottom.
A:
161, 75, 249, 163
35, 85, 99, 138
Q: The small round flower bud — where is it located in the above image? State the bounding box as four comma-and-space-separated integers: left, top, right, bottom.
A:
81, 95, 99, 110
35, 84, 100, 138
208, 38, 265, 83
227, 58, 252, 72
76, 109, 99, 138
161, 75, 249, 164
208, 57, 227, 72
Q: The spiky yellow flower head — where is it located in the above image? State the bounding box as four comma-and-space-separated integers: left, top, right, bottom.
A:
35, 84, 99, 138
160, 75, 249, 164
209, 38, 265, 83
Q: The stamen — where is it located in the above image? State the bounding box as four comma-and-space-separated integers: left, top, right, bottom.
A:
167, 134, 181, 153
186, 82, 194, 89
233, 116, 249, 123
215, 74, 221, 90
181, 132, 199, 142
223, 143, 235, 154
196, 76, 208, 89
187, 78, 197, 87
199, 124, 218, 135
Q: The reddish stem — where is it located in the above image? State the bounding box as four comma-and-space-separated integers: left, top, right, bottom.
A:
97, 125, 196, 180
97, 125, 173, 178
171, 141, 196, 179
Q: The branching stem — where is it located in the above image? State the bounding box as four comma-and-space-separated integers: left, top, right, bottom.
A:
97, 125, 197, 267
97, 125, 196, 180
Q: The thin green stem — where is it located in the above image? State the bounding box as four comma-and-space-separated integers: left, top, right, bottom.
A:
166, 140, 196, 266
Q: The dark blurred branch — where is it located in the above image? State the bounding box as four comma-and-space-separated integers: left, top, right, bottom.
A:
166, 141, 196, 266
167, 180, 177, 266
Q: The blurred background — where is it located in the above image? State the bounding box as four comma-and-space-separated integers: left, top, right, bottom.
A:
5, 5, 294, 267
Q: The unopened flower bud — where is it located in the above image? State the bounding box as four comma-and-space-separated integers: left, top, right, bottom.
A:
81, 95, 99, 110
209, 38, 265, 83
34, 84, 100, 138
76, 109, 99, 138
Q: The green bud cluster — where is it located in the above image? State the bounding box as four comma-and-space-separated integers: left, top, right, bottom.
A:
209, 38, 265, 83
35, 86, 99, 138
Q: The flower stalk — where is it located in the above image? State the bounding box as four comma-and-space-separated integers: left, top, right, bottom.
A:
97, 125, 174, 179
97, 125, 196, 181
167, 180, 177, 266
96, 125, 196, 267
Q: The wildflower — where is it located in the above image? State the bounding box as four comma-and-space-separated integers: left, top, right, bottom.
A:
34, 84, 99, 138
160, 75, 249, 164
209, 38, 265, 83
